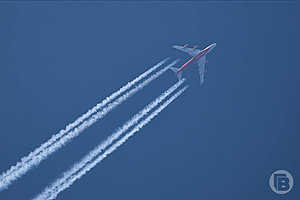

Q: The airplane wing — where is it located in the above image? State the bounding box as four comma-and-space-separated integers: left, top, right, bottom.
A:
173, 45, 201, 57
197, 56, 206, 85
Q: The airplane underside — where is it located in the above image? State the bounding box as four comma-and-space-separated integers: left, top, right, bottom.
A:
171, 43, 215, 86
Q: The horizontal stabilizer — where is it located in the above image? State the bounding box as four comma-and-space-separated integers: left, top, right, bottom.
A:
170, 67, 183, 80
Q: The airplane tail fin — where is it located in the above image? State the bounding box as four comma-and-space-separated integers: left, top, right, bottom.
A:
170, 67, 183, 80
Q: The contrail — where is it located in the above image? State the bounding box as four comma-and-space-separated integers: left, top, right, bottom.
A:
0, 59, 177, 191
0, 58, 168, 182
35, 80, 185, 200
0, 58, 168, 184
34, 85, 188, 200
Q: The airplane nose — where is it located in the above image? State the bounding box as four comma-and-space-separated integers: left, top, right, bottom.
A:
207, 43, 216, 53
210, 43, 216, 51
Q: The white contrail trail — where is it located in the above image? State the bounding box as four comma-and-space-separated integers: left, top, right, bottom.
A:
0, 58, 168, 184
34, 85, 188, 200
35, 80, 185, 200
0, 59, 178, 191
0, 58, 168, 183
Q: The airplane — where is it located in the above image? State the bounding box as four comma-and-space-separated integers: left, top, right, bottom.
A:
170, 43, 216, 85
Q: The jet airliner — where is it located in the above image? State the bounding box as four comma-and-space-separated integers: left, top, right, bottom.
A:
171, 43, 216, 85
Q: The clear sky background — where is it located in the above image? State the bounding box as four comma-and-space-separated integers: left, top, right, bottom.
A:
0, 2, 298, 200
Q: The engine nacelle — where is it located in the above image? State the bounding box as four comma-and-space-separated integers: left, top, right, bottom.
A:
192, 45, 198, 50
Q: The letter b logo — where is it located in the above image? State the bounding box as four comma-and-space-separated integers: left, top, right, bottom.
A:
269, 170, 294, 194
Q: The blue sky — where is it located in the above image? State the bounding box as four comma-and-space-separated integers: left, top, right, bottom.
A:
0, 2, 298, 200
